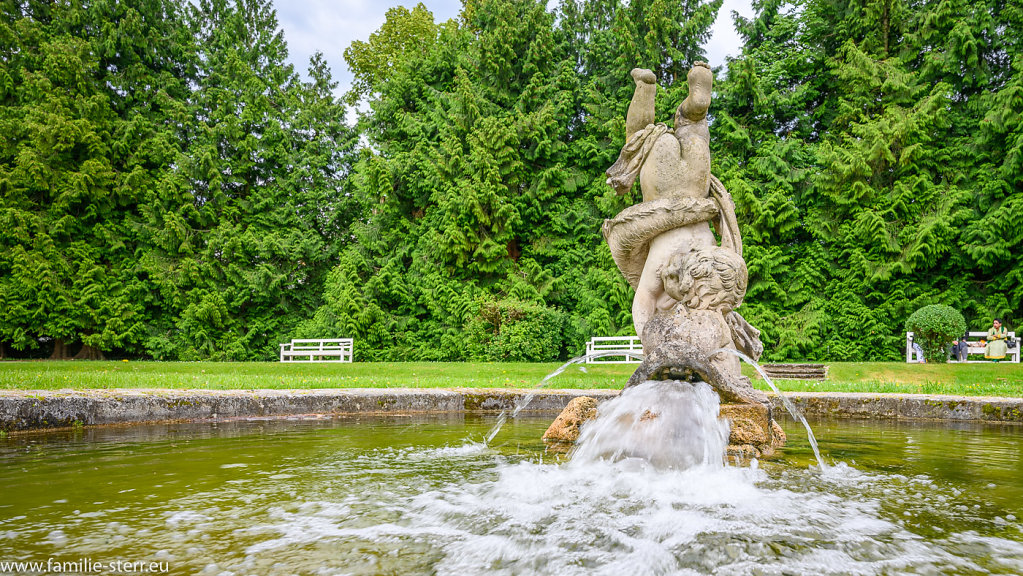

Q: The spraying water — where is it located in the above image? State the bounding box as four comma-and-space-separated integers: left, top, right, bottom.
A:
716, 347, 828, 471
8, 416, 1022, 575
486, 347, 826, 474
570, 380, 729, 470
484, 350, 643, 443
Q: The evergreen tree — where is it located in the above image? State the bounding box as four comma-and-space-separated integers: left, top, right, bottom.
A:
956, 0, 1023, 323
712, 0, 1021, 360
148, 0, 356, 360
0, 0, 189, 358
304, 0, 725, 361
710, 0, 822, 360
4, 0, 1019, 363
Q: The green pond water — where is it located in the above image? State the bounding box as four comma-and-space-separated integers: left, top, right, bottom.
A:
1, 413, 1022, 575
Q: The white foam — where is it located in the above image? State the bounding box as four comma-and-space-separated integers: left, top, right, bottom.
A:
570, 381, 730, 470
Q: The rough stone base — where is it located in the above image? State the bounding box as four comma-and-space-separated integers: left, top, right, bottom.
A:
541, 396, 786, 460
720, 402, 786, 458
542, 396, 598, 444
7, 388, 1023, 435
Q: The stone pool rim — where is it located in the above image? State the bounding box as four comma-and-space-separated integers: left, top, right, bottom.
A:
1, 388, 1022, 433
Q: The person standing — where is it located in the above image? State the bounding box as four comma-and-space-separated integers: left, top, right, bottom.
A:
951, 332, 970, 362
985, 319, 1008, 362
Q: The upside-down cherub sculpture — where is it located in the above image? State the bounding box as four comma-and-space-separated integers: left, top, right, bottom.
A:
604, 63, 762, 367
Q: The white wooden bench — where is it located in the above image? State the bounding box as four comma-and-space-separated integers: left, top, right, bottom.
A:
585, 336, 643, 364
906, 331, 1019, 363
280, 338, 353, 362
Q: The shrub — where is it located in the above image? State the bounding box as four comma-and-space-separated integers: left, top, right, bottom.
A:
465, 298, 566, 362
905, 305, 966, 363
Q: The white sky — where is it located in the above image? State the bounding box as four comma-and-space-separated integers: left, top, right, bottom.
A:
275, 0, 755, 95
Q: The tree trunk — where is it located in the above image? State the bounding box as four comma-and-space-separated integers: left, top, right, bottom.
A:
506, 238, 521, 262
73, 344, 106, 361
0, 342, 6, 360
882, 0, 890, 56
49, 338, 70, 360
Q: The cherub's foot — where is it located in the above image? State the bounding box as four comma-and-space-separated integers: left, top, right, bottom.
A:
631, 68, 656, 85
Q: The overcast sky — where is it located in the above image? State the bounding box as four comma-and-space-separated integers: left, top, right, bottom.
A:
275, 0, 755, 96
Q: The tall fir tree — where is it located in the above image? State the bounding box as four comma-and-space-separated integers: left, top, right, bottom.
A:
304, 0, 726, 361
145, 0, 356, 360
710, 0, 824, 360
712, 0, 1021, 360
0, 0, 190, 358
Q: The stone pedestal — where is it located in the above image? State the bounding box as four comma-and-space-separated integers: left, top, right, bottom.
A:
542, 396, 786, 459
719, 402, 786, 459
542, 396, 598, 444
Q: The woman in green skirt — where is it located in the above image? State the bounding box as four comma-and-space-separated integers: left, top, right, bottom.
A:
985, 318, 1008, 362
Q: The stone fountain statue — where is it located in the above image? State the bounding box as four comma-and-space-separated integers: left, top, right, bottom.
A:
603, 63, 767, 412
545, 63, 785, 458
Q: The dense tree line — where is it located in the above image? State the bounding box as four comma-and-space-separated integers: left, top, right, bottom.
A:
0, 0, 1019, 362
0, 0, 355, 359
712, 0, 1022, 360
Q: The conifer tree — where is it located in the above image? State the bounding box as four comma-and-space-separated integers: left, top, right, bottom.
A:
0, 0, 189, 358
711, 0, 1021, 359
148, 0, 356, 360
709, 0, 823, 360
954, 0, 1023, 322
304, 0, 726, 360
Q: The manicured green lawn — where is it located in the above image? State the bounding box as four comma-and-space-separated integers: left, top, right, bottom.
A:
0, 360, 637, 390
0, 360, 1021, 397
764, 362, 1023, 397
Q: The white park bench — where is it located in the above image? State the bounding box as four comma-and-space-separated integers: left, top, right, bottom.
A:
905, 331, 1019, 363
585, 336, 643, 364
279, 338, 353, 363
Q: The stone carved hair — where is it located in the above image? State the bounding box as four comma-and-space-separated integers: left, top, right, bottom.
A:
661, 246, 748, 314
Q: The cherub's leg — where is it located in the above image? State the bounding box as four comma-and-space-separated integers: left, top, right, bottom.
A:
678, 62, 713, 122
626, 68, 657, 141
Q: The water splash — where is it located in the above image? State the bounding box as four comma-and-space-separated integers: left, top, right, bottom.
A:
716, 347, 827, 471
11, 418, 1022, 575
570, 380, 729, 470
485, 348, 826, 474
484, 350, 644, 444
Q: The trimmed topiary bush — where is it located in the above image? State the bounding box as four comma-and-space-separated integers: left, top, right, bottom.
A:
465, 298, 566, 362
905, 305, 966, 363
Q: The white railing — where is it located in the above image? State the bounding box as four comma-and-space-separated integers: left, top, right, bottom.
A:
906, 331, 1019, 363
585, 336, 643, 364
280, 338, 353, 363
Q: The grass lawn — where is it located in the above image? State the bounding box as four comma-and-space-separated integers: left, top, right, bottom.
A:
0, 360, 636, 391
764, 362, 1023, 397
0, 360, 1021, 397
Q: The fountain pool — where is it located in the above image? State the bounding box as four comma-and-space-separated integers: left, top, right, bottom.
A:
2, 409, 1023, 575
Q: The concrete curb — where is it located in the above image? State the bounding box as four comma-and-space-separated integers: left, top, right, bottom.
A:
778, 392, 1023, 423
1, 389, 1021, 433
0, 388, 621, 432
